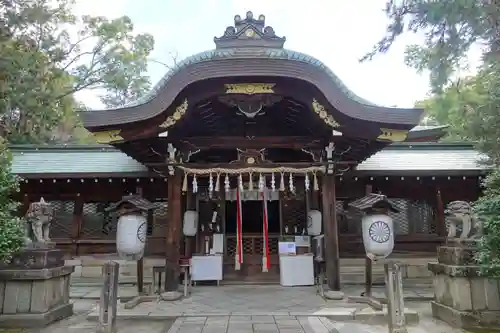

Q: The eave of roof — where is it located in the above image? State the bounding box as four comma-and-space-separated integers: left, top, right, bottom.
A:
8, 142, 488, 178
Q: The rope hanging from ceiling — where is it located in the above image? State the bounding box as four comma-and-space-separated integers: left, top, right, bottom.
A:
177, 165, 324, 194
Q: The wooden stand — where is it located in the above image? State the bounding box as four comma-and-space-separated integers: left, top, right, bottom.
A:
124, 258, 157, 309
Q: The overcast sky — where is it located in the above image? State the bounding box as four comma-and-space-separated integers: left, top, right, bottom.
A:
73, 0, 480, 110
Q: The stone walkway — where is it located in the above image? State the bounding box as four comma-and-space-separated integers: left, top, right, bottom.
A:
70, 284, 434, 302
169, 315, 336, 333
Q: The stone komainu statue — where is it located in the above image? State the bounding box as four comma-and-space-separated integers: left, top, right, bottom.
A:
445, 200, 482, 241
24, 197, 53, 246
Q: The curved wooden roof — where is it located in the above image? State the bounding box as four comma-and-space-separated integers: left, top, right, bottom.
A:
80, 12, 423, 129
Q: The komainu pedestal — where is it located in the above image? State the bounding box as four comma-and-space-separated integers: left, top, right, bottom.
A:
428, 242, 500, 328
0, 248, 74, 328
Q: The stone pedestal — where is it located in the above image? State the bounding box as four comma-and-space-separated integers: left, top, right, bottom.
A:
428, 242, 500, 329
0, 249, 74, 328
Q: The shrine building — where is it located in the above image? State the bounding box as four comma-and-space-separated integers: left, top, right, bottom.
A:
10, 12, 487, 292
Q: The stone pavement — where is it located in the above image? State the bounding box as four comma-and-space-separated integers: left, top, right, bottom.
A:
70, 284, 434, 302
168, 315, 337, 333
83, 285, 422, 319
21, 299, 467, 333
167, 314, 467, 333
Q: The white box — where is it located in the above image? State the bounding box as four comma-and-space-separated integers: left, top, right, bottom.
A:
191, 254, 223, 282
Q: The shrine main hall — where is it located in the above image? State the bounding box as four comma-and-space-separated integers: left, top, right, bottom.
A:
12, 12, 486, 293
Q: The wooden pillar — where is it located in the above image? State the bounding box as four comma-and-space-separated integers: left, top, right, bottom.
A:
435, 187, 446, 236
322, 174, 341, 291
71, 196, 84, 256
164, 172, 183, 292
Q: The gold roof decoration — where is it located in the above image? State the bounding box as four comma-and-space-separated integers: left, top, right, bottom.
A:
377, 128, 408, 142
312, 99, 340, 128
224, 83, 275, 95
92, 130, 123, 144
160, 99, 188, 129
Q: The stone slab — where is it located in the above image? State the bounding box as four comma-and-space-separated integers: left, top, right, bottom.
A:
0, 249, 64, 270
0, 302, 73, 328
431, 300, 500, 329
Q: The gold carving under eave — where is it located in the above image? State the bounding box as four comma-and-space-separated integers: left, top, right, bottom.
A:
377, 128, 408, 142
159, 99, 189, 128
225, 83, 275, 95
92, 130, 123, 144
312, 99, 340, 128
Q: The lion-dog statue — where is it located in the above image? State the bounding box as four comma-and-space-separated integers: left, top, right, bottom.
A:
24, 197, 53, 247
445, 200, 482, 241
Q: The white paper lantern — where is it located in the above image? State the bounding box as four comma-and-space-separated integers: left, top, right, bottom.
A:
116, 214, 147, 261
362, 214, 394, 260
183, 210, 198, 236
307, 210, 322, 236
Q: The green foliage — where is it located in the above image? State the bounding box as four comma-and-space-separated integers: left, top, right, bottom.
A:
366, 0, 500, 275
474, 169, 500, 277
361, 0, 500, 92
1, 0, 155, 144
0, 139, 27, 263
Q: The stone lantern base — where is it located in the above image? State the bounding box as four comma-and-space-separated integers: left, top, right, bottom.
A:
0, 248, 74, 328
428, 241, 500, 329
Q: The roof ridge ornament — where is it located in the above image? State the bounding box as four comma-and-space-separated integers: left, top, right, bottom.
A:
214, 11, 286, 49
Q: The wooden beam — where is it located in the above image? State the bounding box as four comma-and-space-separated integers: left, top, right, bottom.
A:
145, 161, 356, 169
177, 136, 324, 149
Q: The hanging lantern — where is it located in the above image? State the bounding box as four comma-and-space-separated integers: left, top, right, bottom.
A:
307, 210, 322, 236
348, 193, 398, 261
106, 195, 157, 261
183, 210, 199, 236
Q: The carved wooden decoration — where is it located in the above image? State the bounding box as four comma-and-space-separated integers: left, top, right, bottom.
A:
231, 148, 270, 165
92, 130, 123, 144
377, 128, 408, 142
312, 99, 341, 128
159, 99, 188, 129
224, 83, 275, 95
218, 94, 282, 118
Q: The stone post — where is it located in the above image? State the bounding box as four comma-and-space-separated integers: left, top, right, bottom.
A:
0, 248, 74, 328
428, 240, 500, 328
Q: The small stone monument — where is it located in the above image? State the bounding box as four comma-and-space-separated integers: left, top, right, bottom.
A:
0, 197, 74, 328
428, 200, 500, 328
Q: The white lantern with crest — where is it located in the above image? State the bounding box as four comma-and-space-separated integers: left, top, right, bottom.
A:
183, 210, 199, 236
307, 210, 322, 236
106, 195, 157, 261
348, 193, 398, 261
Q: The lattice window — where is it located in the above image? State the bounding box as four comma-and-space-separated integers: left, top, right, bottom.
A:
337, 200, 363, 235
227, 237, 236, 256
152, 201, 167, 237
81, 202, 115, 239
226, 236, 279, 255
281, 188, 307, 234
50, 201, 74, 239
388, 199, 436, 235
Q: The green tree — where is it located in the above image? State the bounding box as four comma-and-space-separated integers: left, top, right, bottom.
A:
363, 0, 500, 276
0, 139, 27, 262
1, 0, 154, 143
415, 74, 488, 142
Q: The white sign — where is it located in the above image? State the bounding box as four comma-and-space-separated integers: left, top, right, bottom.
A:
278, 242, 296, 255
